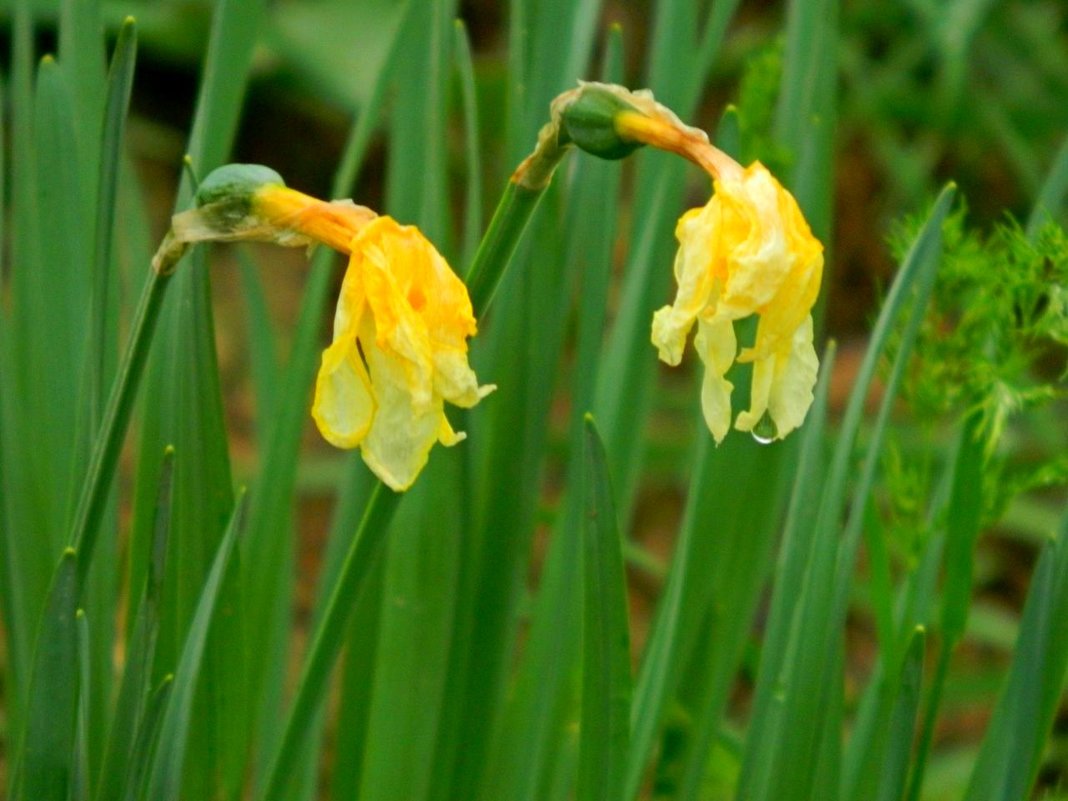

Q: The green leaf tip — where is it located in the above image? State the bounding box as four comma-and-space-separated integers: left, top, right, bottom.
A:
40, 54, 56, 66
163, 444, 176, 456
62, 547, 77, 559
122, 15, 136, 27
194, 163, 285, 208
583, 411, 597, 425
76, 609, 86, 620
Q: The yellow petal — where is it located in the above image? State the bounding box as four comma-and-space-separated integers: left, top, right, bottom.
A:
693, 316, 737, 443
359, 333, 454, 492
357, 220, 437, 412
651, 205, 720, 365
433, 348, 496, 408
766, 315, 818, 437
311, 267, 375, 447
735, 315, 818, 439
715, 165, 799, 318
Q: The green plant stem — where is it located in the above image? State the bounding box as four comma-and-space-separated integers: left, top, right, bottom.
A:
464, 180, 546, 316
260, 482, 401, 801
70, 267, 172, 583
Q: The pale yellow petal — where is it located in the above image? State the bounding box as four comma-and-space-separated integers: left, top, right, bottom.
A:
433, 348, 496, 407
311, 275, 374, 448
651, 204, 720, 364
735, 315, 817, 438
359, 337, 445, 492
693, 316, 737, 443
716, 168, 797, 316
357, 218, 436, 412
766, 315, 818, 438
311, 337, 376, 448
734, 353, 774, 435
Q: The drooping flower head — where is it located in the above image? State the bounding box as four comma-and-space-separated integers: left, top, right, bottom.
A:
311, 217, 494, 490
553, 84, 824, 443
649, 162, 823, 442
154, 164, 493, 490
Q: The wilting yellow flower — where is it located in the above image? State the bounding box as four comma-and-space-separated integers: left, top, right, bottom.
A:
311, 216, 494, 491
651, 162, 823, 443
547, 84, 824, 443
155, 164, 492, 490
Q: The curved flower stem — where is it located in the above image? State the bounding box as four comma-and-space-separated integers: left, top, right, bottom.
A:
464, 180, 548, 317
260, 482, 401, 801
70, 267, 173, 583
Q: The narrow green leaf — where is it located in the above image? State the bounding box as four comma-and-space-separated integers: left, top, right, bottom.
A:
79, 21, 138, 779
775, 0, 838, 239
738, 185, 956, 801
260, 484, 402, 801
357, 467, 461, 801
14, 549, 80, 801
59, 0, 106, 166
350, 8, 464, 801
474, 30, 623, 801
34, 53, 91, 539
129, 4, 265, 797
328, 546, 386, 801
674, 342, 838, 801
963, 521, 1068, 801
1026, 133, 1068, 237
73, 610, 91, 801
941, 413, 986, 641
142, 490, 247, 801
240, 6, 409, 781
578, 415, 632, 801
593, 0, 742, 520
452, 18, 482, 267
385, 0, 454, 243
96, 446, 174, 801
128, 676, 173, 801
875, 627, 926, 801
87, 16, 137, 428
0, 0, 44, 759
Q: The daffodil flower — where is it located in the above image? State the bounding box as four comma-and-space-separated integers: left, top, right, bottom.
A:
650, 162, 823, 443
154, 164, 493, 490
311, 216, 494, 491
582, 88, 825, 444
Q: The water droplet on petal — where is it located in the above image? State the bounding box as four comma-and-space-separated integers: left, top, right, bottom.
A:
751, 413, 778, 445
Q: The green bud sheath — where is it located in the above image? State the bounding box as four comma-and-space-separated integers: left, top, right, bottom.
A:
559, 88, 645, 160
195, 163, 285, 206
192, 163, 286, 229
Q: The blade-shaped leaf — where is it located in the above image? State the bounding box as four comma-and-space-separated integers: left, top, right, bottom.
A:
14, 549, 80, 801
579, 415, 632, 801
141, 491, 247, 801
